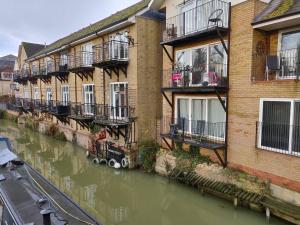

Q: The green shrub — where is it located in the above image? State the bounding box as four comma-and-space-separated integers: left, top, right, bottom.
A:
138, 140, 159, 173
45, 124, 67, 141
0, 109, 7, 119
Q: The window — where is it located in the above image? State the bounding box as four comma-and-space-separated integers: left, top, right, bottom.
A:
281, 30, 300, 51
109, 34, 128, 60
258, 99, 300, 155
110, 82, 128, 118
24, 89, 30, 99
61, 86, 69, 105
60, 53, 68, 66
175, 43, 227, 86
82, 84, 94, 115
175, 97, 226, 139
81, 43, 93, 66
34, 88, 40, 100
46, 87, 52, 105
0, 140, 8, 151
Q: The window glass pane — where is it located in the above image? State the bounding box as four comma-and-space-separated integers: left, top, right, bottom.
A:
261, 101, 290, 151
191, 99, 206, 135
292, 102, 300, 153
281, 31, 300, 51
177, 99, 189, 132
192, 47, 207, 85
207, 99, 225, 138
209, 44, 227, 85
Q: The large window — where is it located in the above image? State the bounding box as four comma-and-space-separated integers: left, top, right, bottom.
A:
175, 97, 226, 139
81, 43, 93, 66
82, 84, 94, 115
61, 85, 69, 105
175, 43, 227, 87
258, 99, 300, 155
110, 82, 128, 118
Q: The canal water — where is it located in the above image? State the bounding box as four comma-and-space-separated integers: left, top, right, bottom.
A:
0, 120, 291, 225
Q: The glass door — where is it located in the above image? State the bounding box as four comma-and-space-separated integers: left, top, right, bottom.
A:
110, 83, 128, 119
61, 86, 69, 106
81, 43, 93, 66
83, 85, 94, 115
192, 46, 207, 85
46, 88, 52, 108
180, 1, 195, 36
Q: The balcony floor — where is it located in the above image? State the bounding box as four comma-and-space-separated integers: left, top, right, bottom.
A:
48, 71, 69, 77
93, 117, 134, 127
93, 60, 128, 69
161, 27, 228, 46
68, 66, 94, 73
161, 133, 226, 150
161, 86, 227, 94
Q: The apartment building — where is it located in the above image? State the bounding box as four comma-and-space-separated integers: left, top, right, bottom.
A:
13, 0, 163, 163
151, 0, 300, 194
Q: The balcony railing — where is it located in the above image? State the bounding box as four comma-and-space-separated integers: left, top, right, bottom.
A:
21, 98, 33, 111
70, 103, 96, 117
68, 51, 93, 69
33, 99, 50, 112
252, 48, 300, 81
162, 0, 229, 43
49, 100, 70, 115
47, 58, 68, 74
161, 117, 226, 149
93, 40, 129, 65
162, 65, 227, 89
31, 64, 47, 77
256, 122, 300, 156
94, 104, 134, 125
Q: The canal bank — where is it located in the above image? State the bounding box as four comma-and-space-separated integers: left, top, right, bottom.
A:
0, 119, 295, 225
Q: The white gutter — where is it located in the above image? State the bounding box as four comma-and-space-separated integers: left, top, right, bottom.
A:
253, 14, 300, 30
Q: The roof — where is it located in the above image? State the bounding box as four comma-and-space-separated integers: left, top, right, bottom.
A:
22, 42, 45, 58
29, 0, 151, 60
253, 0, 300, 24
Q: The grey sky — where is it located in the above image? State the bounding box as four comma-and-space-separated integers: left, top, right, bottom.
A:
0, 0, 141, 57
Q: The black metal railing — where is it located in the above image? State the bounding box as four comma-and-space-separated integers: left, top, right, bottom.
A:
162, 65, 227, 88
94, 104, 134, 124
93, 40, 129, 64
252, 48, 300, 81
256, 122, 300, 156
162, 0, 229, 43
161, 117, 226, 144
13, 71, 21, 82
68, 51, 93, 69
49, 100, 70, 115
31, 64, 47, 77
33, 99, 49, 112
21, 98, 33, 111
70, 103, 96, 117
47, 58, 68, 74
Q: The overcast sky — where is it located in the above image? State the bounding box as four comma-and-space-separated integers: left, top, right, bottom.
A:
0, 0, 141, 57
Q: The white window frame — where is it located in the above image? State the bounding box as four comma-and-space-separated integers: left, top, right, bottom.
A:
258, 98, 300, 156
175, 41, 228, 86
61, 85, 70, 105
33, 87, 40, 100
81, 43, 93, 66
174, 95, 226, 140
82, 84, 95, 115
110, 82, 129, 119
276, 27, 300, 80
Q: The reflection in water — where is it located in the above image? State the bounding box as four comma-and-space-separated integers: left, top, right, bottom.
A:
0, 120, 290, 225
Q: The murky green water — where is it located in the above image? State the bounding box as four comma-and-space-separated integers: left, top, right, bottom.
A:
0, 120, 291, 225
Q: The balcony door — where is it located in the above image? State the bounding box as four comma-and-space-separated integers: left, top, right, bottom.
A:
61, 86, 69, 106
81, 43, 93, 66
83, 84, 94, 115
179, 1, 195, 36
109, 34, 128, 60
110, 82, 128, 119
46, 88, 52, 106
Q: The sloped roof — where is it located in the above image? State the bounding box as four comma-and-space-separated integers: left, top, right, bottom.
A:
253, 0, 300, 24
22, 42, 45, 58
29, 0, 151, 60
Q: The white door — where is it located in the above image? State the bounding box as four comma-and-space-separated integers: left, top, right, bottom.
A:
46, 88, 52, 106
61, 86, 69, 106
110, 83, 128, 119
180, 1, 195, 35
83, 85, 94, 115
81, 44, 93, 66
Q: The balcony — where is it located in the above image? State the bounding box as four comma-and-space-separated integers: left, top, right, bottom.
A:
252, 48, 300, 82
32, 64, 51, 83
93, 40, 129, 75
256, 122, 300, 157
68, 51, 94, 79
47, 58, 69, 81
13, 71, 21, 83
49, 101, 70, 116
161, 0, 229, 46
68, 103, 96, 128
94, 104, 135, 127
162, 65, 227, 93
33, 99, 49, 113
